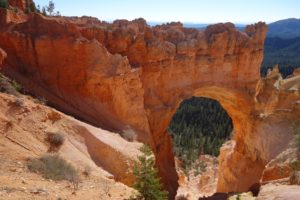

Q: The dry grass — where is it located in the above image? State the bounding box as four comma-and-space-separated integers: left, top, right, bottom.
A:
46, 132, 65, 152
27, 154, 79, 183
122, 127, 136, 142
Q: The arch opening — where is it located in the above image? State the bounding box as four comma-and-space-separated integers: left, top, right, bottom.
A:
151, 86, 266, 199
169, 97, 233, 168
168, 96, 233, 197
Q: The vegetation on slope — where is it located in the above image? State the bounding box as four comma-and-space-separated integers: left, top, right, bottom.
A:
169, 97, 233, 171
261, 37, 300, 78
27, 154, 79, 188
132, 145, 168, 200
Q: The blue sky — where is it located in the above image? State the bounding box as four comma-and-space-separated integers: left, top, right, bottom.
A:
34, 0, 299, 24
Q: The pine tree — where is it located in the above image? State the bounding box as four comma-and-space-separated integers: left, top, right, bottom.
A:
0, 0, 8, 9
133, 145, 168, 200
46, 0, 55, 15
42, 7, 47, 16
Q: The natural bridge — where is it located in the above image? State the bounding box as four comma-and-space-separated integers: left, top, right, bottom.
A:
1, 11, 299, 199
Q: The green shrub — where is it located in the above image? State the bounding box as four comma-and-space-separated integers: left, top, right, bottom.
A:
290, 160, 300, 171
27, 154, 78, 183
0, 74, 20, 97
29, 2, 37, 12
133, 145, 168, 200
0, 0, 8, 9
11, 80, 22, 92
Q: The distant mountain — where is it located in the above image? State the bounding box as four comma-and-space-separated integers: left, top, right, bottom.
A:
261, 37, 300, 77
183, 23, 210, 29
267, 18, 300, 39
147, 22, 246, 31
261, 18, 300, 77
183, 23, 245, 31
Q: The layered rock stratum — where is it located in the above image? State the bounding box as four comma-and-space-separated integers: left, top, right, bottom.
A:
0, 4, 300, 199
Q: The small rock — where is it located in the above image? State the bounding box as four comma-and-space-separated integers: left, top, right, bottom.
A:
9, 168, 17, 172
30, 188, 38, 194
107, 175, 114, 179
21, 178, 26, 184
30, 188, 48, 195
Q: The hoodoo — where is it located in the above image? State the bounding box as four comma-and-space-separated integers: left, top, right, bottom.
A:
0, 7, 299, 199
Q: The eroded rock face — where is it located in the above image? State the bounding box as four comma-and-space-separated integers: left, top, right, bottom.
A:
8, 0, 30, 12
0, 12, 268, 197
1, 10, 299, 199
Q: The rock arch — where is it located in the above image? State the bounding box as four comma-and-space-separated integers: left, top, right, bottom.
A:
2, 13, 293, 199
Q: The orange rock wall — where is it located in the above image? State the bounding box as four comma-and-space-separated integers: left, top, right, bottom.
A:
2, 11, 298, 199
0, 8, 27, 25
8, 0, 28, 12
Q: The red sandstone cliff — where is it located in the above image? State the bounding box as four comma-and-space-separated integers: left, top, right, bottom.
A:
8, 0, 33, 12
0, 11, 268, 198
1, 7, 299, 199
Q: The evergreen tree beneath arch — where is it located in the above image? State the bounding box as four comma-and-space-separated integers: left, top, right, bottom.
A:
132, 145, 168, 200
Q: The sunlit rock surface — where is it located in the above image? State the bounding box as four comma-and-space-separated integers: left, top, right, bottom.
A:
1, 7, 299, 199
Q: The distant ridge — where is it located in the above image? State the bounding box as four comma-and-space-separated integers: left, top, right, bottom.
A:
147, 21, 210, 28
267, 18, 300, 39
262, 18, 300, 77
147, 21, 246, 31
